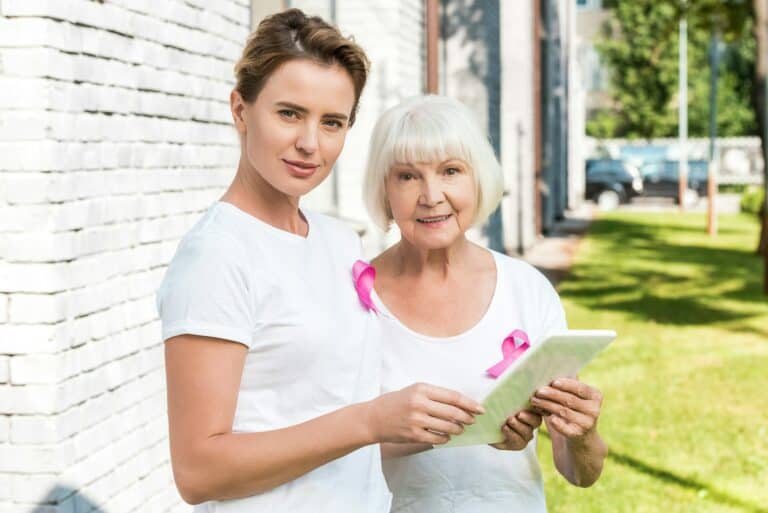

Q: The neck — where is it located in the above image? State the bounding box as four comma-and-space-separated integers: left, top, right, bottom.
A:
394, 236, 474, 279
221, 156, 306, 235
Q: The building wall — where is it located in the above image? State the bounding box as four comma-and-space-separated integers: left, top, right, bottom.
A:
566, 0, 587, 211
540, 0, 580, 232
499, 0, 538, 254
0, 1, 249, 512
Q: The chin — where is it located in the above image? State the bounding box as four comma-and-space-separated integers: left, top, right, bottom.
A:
413, 233, 462, 250
267, 174, 329, 199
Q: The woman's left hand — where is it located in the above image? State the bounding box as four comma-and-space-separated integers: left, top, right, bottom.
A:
530, 378, 603, 441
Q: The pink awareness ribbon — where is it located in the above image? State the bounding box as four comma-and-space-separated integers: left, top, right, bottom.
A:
485, 329, 530, 379
352, 260, 378, 314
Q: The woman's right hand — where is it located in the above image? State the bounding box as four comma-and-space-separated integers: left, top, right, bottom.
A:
489, 409, 543, 451
364, 383, 485, 445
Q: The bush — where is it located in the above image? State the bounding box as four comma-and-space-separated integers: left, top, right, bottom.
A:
740, 187, 765, 215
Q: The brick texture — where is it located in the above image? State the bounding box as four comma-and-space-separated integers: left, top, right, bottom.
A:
0, 1, 249, 511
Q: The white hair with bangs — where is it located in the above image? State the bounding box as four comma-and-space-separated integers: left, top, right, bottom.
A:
363, 95, 504, 232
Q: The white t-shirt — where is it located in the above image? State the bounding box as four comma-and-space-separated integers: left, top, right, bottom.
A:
376, 249, 567, 513
157, 201, 392, 513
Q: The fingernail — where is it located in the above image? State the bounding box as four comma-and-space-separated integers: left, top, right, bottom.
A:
553, 379, 562, 386
477, 405, 486, 414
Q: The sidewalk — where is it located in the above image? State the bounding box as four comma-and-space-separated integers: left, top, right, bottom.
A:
519, 202, 596, 287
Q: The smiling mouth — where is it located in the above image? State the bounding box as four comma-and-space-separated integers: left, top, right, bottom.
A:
417, 214, 452, 224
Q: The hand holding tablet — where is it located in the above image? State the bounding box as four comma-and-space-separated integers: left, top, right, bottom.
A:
442, 329, 616, 448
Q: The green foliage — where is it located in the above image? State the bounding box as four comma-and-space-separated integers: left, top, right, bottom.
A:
740, 186, 765, 214
538, 211, 768, 512
589, 0, 757, 139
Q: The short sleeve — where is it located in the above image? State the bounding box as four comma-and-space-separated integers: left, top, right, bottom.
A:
156, 231, 253, 348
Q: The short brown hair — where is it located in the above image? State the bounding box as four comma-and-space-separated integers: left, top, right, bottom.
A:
234, 8, 369, 125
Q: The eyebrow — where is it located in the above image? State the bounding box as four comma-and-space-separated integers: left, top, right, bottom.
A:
275, 101, 349, 121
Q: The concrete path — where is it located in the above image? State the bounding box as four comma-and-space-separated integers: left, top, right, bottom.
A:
520, 203, 595, 287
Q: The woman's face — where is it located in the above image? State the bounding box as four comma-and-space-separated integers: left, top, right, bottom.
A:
385, 159, 477, 250
231, 59, 356, 199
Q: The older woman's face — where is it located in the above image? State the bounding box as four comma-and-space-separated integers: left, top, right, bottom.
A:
385, 159, 477, 249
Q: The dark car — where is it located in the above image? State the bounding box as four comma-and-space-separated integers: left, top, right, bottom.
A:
639, 160, 709, 202
585, 159, 644, 209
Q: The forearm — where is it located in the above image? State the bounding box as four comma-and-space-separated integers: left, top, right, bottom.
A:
173, 401, 375, 504
550, 424, 608, 487
380, 442, 433, 459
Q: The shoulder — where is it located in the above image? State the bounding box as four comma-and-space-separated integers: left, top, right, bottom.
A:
492, 250, 561, 303
306, 210, 363, 250
177, 225, 247, 267
168, 208, 250, 278
493, 251, 551, 287
492, 250, 567, 333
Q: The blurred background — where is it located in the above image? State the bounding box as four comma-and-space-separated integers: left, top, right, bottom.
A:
0, 0, 766, 512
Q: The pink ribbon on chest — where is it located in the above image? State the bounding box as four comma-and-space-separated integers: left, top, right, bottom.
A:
486, 329, 530, 379
352, 260, 378, 314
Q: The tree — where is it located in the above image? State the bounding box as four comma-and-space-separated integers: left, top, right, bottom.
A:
590, 0, 756, 140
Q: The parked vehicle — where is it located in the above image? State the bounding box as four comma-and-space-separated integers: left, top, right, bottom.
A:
585, 159, 644, 210
639, 160, 709, 202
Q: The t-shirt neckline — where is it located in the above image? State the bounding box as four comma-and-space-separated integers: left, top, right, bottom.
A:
371, 249, 502, 343
215, 201, 312, 242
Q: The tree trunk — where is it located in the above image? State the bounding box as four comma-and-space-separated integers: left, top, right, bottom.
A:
759, 204, 768, 251
754, 0, 768, 260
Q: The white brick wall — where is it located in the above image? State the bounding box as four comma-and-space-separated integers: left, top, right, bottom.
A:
0, 1, 249, 511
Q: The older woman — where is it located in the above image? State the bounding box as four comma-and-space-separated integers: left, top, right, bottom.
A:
362, 95, 608, 513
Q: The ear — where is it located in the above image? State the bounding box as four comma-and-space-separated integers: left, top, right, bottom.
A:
230, 90, 248, 135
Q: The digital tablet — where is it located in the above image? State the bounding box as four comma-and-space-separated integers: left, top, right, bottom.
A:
442, 329, 616, 448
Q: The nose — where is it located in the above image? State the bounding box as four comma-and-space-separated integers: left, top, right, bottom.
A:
419, 176, 445, 207
295, 122, 318, 155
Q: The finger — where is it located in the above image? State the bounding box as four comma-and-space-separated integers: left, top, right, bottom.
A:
421, 429, 451, 445
424, 385, 485, 415
515, 410, 543, 429
536, 400, 596, 433
506, 416, 534, 442
502, 423, 528, 447
533, 387, 595, 417
546, 414, 589, 439
424, 400, 477, 426
422, 415, 465, 436
549, 378, 596, 401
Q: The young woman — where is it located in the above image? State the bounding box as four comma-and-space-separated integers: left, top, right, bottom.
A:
157, 11, 483, 512
362, 95, 608, 513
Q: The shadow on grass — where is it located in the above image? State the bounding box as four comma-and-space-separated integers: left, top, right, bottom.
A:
608, 450, 768, 513
539, 430, 768, 513
559, 216, 767, 327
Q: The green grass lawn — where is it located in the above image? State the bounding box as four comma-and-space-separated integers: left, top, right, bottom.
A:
537, 211, 768, 513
